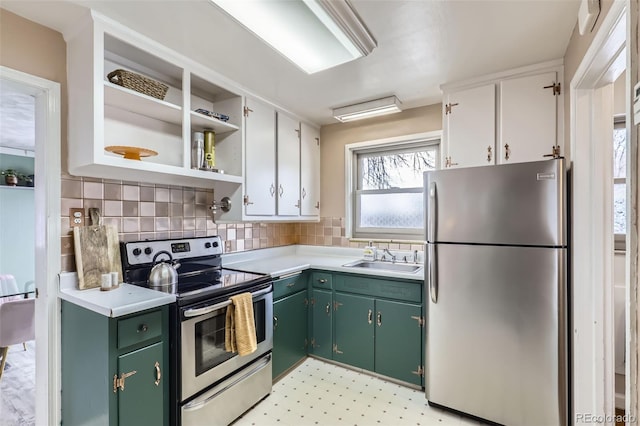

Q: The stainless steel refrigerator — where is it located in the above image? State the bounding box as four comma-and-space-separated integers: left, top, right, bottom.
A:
424, 159, 568, 426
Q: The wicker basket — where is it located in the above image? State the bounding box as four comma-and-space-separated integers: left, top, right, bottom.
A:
107, 69, 169, 100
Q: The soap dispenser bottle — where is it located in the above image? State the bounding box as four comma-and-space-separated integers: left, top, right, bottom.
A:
363, 241, 377, 261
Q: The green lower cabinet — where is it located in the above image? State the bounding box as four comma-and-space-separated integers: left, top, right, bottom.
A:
61, 301, 169, 426
273, 290, 308, 379
374, 299, 423, 386
333, 293, 374, 371
310, 289, 333, 359
118, 342, 164, 426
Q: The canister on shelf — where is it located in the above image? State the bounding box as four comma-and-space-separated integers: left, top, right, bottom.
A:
191, 132, 204, 169
204, 130, 215, 169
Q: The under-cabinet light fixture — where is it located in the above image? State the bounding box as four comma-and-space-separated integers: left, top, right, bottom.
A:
209, 0, 376, 74
333, 96, 403, 122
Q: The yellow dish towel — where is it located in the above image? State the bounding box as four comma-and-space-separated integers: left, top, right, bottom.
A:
224, 292, 257, 356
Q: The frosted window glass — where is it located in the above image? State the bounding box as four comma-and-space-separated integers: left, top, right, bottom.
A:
359, 193, 423, 229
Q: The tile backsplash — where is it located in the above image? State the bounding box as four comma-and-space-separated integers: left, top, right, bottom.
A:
59, 175, 422, 272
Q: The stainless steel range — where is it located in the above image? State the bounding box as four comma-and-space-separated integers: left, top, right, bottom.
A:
121, 236, 273, 426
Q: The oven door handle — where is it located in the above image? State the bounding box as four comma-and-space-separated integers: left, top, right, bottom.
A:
183, 353, 272, 411
183, 284, 273, 318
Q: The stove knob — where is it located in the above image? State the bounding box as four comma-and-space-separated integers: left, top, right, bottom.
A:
205, 242, 212, 249
132, 248, 141, 256
144, 247, 153, 255
212, 241, 219, 248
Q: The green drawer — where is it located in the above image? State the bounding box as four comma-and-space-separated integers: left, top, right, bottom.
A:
117, 310, 163, 350
311, 272, 332, 289
333, 274, 421, 303
273, 272, 307, 300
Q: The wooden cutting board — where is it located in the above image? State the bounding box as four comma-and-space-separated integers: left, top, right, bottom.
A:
73, 224, 122, 290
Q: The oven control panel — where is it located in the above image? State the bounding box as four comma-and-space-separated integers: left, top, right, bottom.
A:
123, 236, 223, 266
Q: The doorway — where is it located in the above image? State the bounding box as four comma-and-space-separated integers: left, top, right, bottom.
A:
569, 0, 639, 422
0, 66, 61, 425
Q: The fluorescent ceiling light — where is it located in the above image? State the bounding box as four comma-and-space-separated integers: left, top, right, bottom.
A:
333, 96, 403, 122
210, 0, 376, 74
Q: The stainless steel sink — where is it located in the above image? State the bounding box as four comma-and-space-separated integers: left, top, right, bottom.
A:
342, 260, 423, 273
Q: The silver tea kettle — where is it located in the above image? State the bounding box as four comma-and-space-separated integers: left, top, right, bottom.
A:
148, 250, 180, 293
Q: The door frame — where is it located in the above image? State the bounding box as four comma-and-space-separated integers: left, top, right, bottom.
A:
0, 66, 62, 425
569, 0, 636, 422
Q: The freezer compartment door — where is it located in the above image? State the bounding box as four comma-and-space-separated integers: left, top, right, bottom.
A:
425, 159, 566, 246
425, 244, 567, 426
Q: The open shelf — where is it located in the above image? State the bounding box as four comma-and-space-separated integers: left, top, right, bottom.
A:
104, 81, 182, 125
190, 111, 239, 134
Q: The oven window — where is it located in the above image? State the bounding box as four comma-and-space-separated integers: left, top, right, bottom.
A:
194, 299, 267, 376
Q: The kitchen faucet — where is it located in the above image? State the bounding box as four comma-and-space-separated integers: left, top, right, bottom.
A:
381, 248, 396, 263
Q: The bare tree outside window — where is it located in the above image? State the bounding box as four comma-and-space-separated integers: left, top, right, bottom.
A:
360, 151, 437, 190
613, 118, 626, 249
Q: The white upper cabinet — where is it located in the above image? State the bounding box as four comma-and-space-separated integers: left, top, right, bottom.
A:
244, 97, 276, 216
276, 113, 301, 216
444, 84, 496, 168
442, 61, 563, 169
499, 72, 559, 164
300, 123, 320, 217
66, 12, 244, 190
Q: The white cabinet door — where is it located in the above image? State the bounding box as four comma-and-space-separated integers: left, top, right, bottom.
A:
244, 97, 276, 216
276, 113, 301, 216
499, 72, 558, 164
445, 84, 496, 168
300, 123, 320, 216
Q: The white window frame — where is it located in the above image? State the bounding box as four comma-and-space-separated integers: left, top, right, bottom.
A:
344, 131, 441, 241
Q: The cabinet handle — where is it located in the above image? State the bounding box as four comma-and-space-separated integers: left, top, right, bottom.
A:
325, 303, 331, 315
318, 279, 327, 284
269, 184, 275, 197
504, 144, 511, 161
367, 309, 373, 324
154, 361, 161, 386
377, 312, 382, 327
302, 188, 307, 199
487, 146, 492, 163
279, 184, 284, 196
333, 344, 343, 354
273, 315, 278, 330
295, 200, 300, 208
315, 201, 320, 209
243, 195, 254, 206
138, 324, 148, 333
113, 370, 137, 393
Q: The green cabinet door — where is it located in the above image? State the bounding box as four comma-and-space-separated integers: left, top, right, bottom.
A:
334, 293, 374, 371
273, 290, 308, 379
118, 341, 165, 426
310, 289, 333, 359
375, 299, 422, 385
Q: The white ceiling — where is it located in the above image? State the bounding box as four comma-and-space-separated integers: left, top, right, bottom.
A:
1, 0, 581, 125
0, 81, 35, 151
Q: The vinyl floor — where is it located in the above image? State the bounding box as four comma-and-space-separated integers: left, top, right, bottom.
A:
235, 357, 481, 426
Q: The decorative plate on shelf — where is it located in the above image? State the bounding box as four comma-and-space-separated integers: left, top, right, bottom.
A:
105, 146, 158, 161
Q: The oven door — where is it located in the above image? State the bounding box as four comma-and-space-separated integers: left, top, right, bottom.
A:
180, 285, 273, 401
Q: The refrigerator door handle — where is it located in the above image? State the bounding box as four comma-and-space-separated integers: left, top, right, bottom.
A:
428, 243, 438, 303
428, 181, 437, 242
